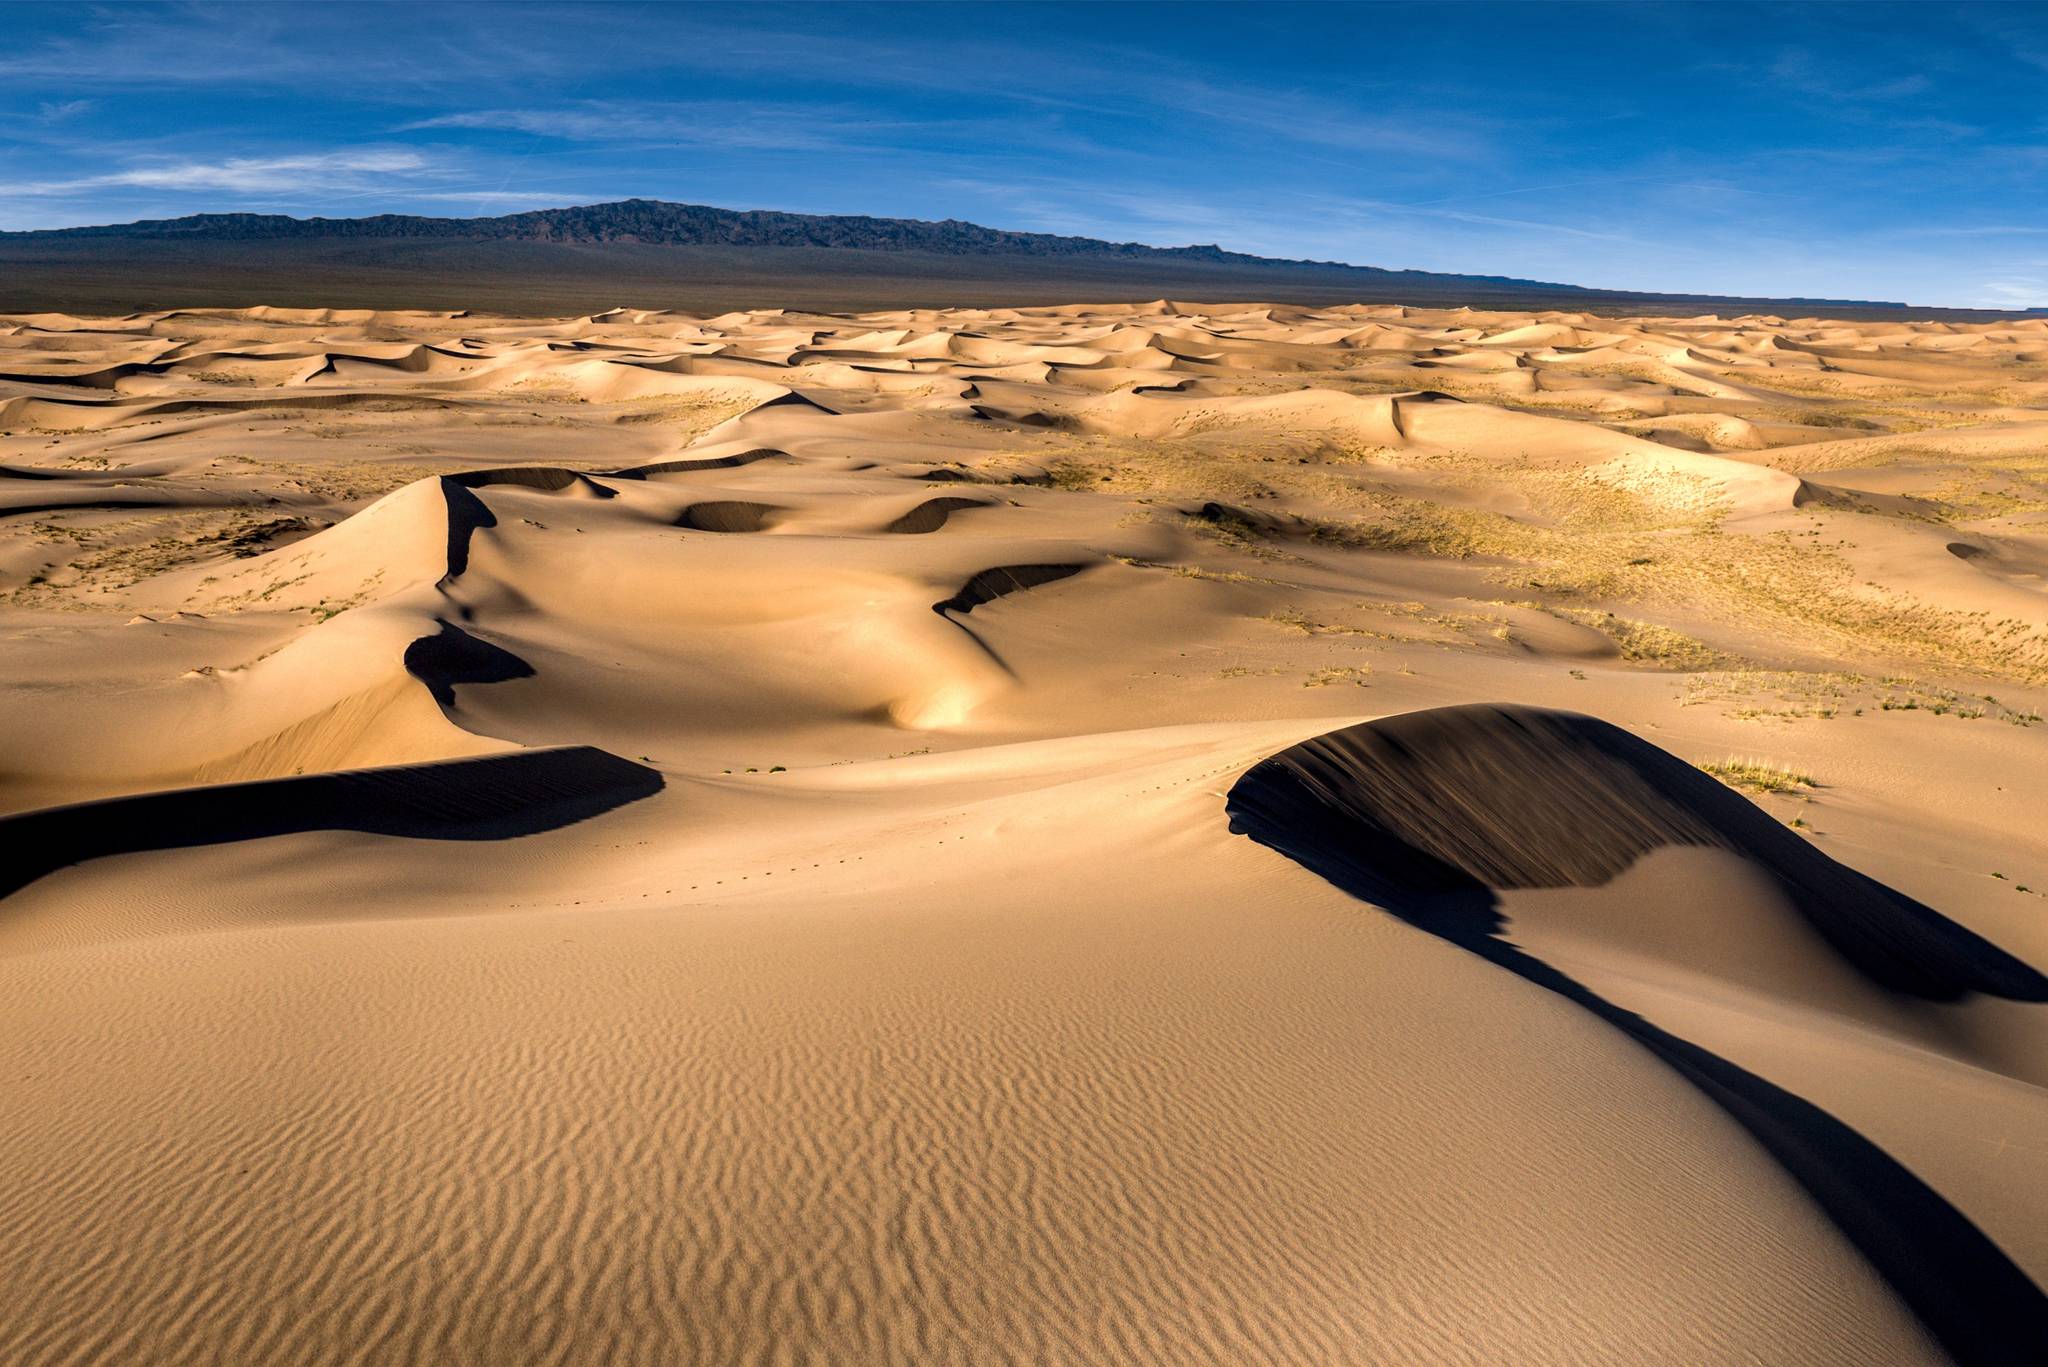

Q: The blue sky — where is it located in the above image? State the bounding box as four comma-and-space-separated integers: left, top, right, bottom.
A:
2, 1, 2045, 306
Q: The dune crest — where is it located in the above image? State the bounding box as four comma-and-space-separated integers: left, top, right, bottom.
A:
1228, 704, 2048, 1364
4, 300, 2047, 1363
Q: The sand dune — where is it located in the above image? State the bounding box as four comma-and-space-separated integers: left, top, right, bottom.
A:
1229, 705, 2048, 1362
4, 300, 2047, 1363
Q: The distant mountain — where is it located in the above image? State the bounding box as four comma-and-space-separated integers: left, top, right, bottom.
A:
5, 196, 1575, 284
9, 198, 2030, 318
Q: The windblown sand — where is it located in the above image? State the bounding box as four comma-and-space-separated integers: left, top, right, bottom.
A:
2, 300, 2045, 1364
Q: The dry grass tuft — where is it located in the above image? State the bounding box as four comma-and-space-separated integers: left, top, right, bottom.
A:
1698, 757, 1816, 795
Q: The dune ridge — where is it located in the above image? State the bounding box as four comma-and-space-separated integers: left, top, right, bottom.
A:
4, 299, 2047, 1363
1228, 704, 2048, 1365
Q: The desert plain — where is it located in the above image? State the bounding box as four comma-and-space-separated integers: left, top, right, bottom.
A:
1, 298, 2044, 1364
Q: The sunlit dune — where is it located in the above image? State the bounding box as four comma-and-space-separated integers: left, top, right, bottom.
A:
3, 299, 2045, 1363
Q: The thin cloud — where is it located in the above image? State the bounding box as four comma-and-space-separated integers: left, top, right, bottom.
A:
1766, 48, 1936, 103
1117, 75, 1495, 162
1401, 176, 1773, 209
402, 100, 1053, 159
1969, 276, 2048, 307
1888, 224, 2048, 238
1, 149, 437, 197
0, 3, 572, 89
3, 2, 2045, 303
402, 190, 577, 205
405, 103, 862, 153
1096, 184, 1638, 251
923, 177, 1640, 282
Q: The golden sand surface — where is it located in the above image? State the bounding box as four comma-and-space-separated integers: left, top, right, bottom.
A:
3, 299, 2045, 1363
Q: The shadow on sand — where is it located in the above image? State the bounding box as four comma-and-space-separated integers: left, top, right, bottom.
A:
1227, 703, 2047, 1367
0, 746, 663, 901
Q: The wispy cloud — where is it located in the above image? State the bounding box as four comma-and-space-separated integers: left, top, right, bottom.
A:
400, 190, 576, 206
1959, 6, 2048, 76
0, 3, 571, 89
404, 102, 883, 153
1768, 49, 1936, 102
1968, 276, 2048, 308
3, 2, 2046, 303
1401, 176, 1772, 210
959, 177, 1640, 257
1051, 72, 1496, 162
0, 149, 438, 198
1887, 224, 2048, 238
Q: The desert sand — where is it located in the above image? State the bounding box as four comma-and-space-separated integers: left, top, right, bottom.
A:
2, 299, 2044, 1364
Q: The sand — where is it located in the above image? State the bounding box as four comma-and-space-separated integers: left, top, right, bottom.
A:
2, 299, 2045, 1364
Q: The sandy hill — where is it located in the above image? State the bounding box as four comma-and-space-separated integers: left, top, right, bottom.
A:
2, 299, 2045, 1364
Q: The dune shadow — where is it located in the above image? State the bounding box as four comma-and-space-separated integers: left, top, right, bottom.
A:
932, 563, 1087, 616
929, 563, 1089, 676
1, 494, 191, 519
885, 496, 988, 534
437, 476, 497, 580
450, 466, 616, 498
676, 500, 780, 533
604, 447, 788, 479
1227, 704, 2048, 1366
0, 746, 663, 902
403, 619, 536, 706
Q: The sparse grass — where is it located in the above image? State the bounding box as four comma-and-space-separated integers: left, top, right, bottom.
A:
1924, 476, 2048, 520
0, 508, 322, 602
1103, 554, 1279, 586
11, 305, 2048, 795
1682, 669, 2045, 725
1179, 507, 1287, 556
1683, 670, 1857, 721
1663, 530, 2048, 684
1320, 440, 1398, 465
500, 377, 589, 402
1170, 563, 1267, 584
239, 456, 453, 501
1781, 408, 1884, 431
1048, 460, 1102, 490
1871, 676, 2043, 722
1261, 607, 1316, 633
1698, 757, 1816, 795
1556, 609, 1729, 671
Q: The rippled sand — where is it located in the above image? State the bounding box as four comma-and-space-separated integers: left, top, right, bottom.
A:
3, 300, 2045, 1363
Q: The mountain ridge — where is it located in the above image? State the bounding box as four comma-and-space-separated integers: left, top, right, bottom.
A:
3, 197, 1918, 310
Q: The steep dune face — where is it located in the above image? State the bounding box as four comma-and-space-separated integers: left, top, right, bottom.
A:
4, 301, 2048, 1363
0, 745, 662, 902
1226, 704, 2046, 1001
0, 722, 1957, 1367
1229, 705, 2048, 1366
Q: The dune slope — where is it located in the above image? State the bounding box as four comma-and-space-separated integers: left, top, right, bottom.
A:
4, 300, 2047, 1364
1228, 703, 2048, 1366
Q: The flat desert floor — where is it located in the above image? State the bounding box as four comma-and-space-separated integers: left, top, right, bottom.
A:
2, 300, 2045, 1364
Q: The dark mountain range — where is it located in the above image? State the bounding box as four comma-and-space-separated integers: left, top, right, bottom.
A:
8, 197, 1545, 279
2, 198, 2028, 319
